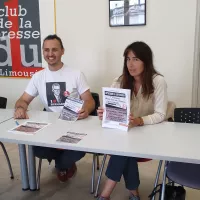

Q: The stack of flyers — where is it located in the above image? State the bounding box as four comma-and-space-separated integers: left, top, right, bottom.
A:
102, 87, 130, 131
59, 96, 84, 121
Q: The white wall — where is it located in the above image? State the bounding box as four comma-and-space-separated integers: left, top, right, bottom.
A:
56, 0, 197, 107
192, 0, 200, 107
1, 0, 197, 108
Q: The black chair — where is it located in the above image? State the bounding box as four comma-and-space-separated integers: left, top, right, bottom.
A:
0, 97, 7, 108
174, 108, 200, 124
160, 108, 200, 200
0, 97, 14, 179
90, 92, 99, 116
36, 92, 102, 193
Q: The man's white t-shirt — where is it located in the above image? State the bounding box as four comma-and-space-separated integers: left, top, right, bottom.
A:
25, 65, 89, 113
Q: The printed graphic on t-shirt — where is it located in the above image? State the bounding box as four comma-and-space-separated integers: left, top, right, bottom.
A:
46, 82, 67, 107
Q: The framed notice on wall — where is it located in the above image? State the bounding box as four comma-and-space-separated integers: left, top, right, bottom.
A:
0, 0, 56, 78
109, 0, 146, 27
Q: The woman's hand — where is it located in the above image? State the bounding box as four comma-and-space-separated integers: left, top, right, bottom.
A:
129, 114, 144, 127
97, 107, 104, 120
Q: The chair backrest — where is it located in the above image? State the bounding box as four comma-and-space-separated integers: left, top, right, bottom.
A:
90, 92, 100, 116
0, 97, 7, 109
174, 108, 200, 124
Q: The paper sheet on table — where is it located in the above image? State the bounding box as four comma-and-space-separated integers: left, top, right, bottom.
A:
8, 121, 51, 135
57, 131, 87, 144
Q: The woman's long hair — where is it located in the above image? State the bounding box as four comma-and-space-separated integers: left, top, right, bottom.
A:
120, 41, 160, 99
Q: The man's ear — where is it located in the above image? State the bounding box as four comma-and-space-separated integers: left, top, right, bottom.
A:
62, 48, 65, 55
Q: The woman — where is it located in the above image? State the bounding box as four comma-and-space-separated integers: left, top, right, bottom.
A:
97, 41, 168, 200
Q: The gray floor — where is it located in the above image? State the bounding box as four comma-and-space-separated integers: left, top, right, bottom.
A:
0, 143, 199, 200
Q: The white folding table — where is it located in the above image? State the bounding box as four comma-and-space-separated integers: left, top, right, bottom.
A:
0, 110, 200, 194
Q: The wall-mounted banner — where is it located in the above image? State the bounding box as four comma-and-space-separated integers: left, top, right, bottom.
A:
0, 0, 43, 78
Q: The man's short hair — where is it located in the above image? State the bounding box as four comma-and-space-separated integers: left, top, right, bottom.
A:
52, 83, 60, 90
43, 34, 64, 49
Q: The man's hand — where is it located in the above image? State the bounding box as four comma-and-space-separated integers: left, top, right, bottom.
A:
78, 108, 89, 119
14, 107, 29, 119
14, 92, 34, 119
97, 107, 104, 120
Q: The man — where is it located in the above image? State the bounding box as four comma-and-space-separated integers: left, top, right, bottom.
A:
14, 34, 95, 182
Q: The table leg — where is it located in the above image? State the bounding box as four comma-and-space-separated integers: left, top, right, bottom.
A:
28, 145, 37, 191
161, 161, 168, 200
18, 144, 29, 190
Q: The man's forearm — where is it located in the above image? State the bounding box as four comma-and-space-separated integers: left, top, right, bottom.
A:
84, 99, 95, 114
15, 99, 29, 111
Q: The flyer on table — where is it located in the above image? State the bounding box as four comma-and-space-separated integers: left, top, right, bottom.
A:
8, 121, 51, 135
102, 87, 130, 131
57, 131, 87, 144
